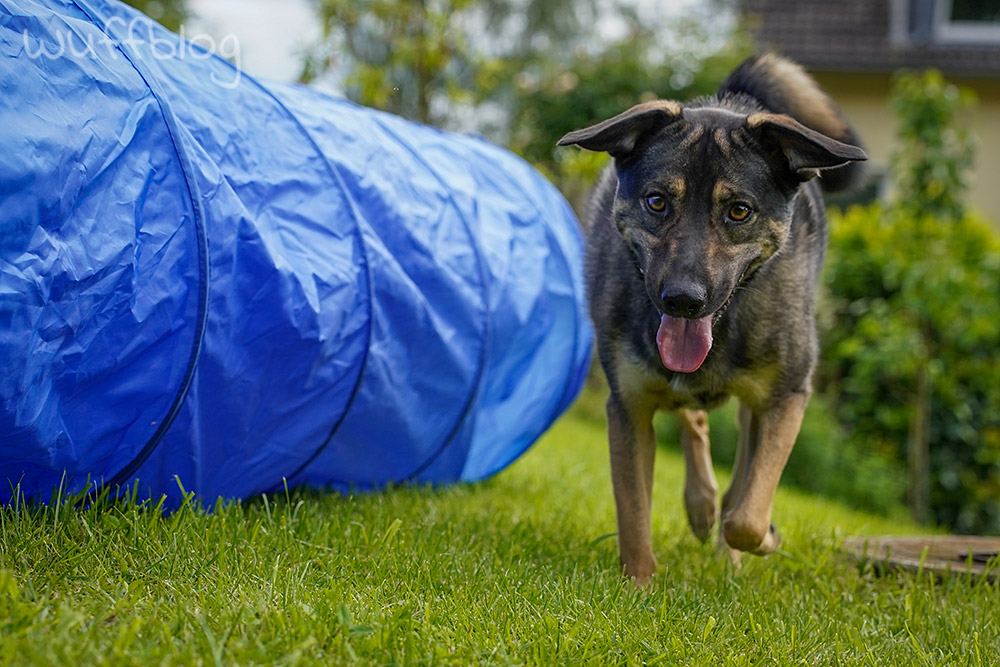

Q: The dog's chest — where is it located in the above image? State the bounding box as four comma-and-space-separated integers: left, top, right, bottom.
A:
614, 352, 729, 412
615, 343, 776, 412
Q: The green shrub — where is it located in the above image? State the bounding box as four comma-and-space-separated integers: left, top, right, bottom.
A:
815, 70, 1000, 534
889, 69, 976, 222
820, 203, 1000, 533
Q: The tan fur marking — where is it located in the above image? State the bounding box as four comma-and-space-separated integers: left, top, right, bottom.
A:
704, 234, 741, 289
712, 128, 732, 157
746, 112, 791, 130
677, 408, 718, 542
676, 125, 705, 152
613, 348, 665, 407
713, 181, 737, 201
730, 131, 751, 150
628, 99, 683, 117
727, 365, 779, 409
765, 216, 789, 254
756, 54, 848, 138
721, 392, 809, 554
666, 177, 686, 200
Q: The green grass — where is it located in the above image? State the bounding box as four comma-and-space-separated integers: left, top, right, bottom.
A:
2, 388, 998, 665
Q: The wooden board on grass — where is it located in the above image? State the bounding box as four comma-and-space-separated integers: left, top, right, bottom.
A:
845, 535, 1000, 582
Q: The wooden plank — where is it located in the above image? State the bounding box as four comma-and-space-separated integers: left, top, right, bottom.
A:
844, 535, 1000, 582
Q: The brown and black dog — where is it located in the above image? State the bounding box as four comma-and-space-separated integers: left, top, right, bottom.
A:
558, 55, 867, 585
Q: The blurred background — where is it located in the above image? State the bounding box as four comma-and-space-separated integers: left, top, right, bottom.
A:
126, 0, 1000, 536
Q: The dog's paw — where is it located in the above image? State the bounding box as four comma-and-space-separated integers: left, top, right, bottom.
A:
621, 553, 658, 588
684, 476, 718, 543
684, 492, 717, 543
722, 517, 781, 555
750, 524, 782, 556
625, 566, 657, 589
631, 571, 655, 589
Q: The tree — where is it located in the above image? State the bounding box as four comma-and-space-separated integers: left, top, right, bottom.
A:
890, 69, 976, 223
300, 0, 599, 127
299, 0, 747, 152
507, 4, 751, 211
121, 0, 188, 32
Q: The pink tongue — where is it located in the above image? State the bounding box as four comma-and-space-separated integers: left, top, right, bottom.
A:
656, 314, 713, 373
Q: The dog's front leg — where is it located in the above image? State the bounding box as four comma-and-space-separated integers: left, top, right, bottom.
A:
720, 392, 808, 555
606, 393, 657, 586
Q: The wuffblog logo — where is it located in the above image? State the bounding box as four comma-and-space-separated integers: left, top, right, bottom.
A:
22, 15, 243, 89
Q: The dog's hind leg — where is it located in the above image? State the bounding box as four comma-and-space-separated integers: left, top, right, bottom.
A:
718, 403, 754, 563
721, 393, 808, 555
721, 404, 754, 522
606, 393, 658, 586
677, 409, 717, 542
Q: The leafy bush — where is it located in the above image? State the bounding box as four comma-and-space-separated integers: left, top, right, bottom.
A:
889, 69, 976, 222
820, 203, 1000, 533
122, 0, 188, 32
817, 69, 1000, 534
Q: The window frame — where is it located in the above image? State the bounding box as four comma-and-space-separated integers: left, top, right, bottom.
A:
933, 0, 1000, 44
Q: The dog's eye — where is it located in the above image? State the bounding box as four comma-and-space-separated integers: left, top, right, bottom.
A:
644, 194, 669, 214
727, 203, 753, 223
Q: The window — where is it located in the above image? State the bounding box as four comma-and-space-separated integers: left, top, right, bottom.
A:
935, 0, 1000, 43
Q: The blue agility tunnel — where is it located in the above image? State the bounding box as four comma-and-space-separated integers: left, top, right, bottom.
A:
0, 0, 591, 505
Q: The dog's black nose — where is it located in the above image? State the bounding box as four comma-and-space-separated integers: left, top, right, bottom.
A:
661, 283, 707, 318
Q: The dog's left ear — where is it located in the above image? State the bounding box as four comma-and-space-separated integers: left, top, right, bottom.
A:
746, 113, 867, 181
557, 100, 684, 158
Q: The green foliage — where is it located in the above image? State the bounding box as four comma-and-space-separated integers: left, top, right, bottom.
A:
301, 0, 600, 127
516, 8, 752, 211
302, 0, 485, 125
512, 23, 752, 168
5, 398, 999, 666
121, 0, 188, 32
821, 203, 1000, 533
301, 0, 750, 212
889, 69, 976, 222
819, 70, 1000, 534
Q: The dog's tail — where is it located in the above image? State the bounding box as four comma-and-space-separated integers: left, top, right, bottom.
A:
719, 54, 865, 193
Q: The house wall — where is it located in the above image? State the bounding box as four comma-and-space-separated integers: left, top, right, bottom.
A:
814, 71, 1000, 225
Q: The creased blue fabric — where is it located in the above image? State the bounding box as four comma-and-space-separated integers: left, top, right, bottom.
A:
0, 0, 592, 506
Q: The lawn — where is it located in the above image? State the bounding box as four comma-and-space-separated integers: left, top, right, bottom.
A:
1, 386, 998, 666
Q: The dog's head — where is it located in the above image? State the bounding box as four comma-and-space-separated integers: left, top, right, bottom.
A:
559, 100, 866, 373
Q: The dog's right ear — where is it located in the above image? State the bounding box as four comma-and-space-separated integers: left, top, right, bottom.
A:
557, 100, 683, 158
746, 113, 868, 181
